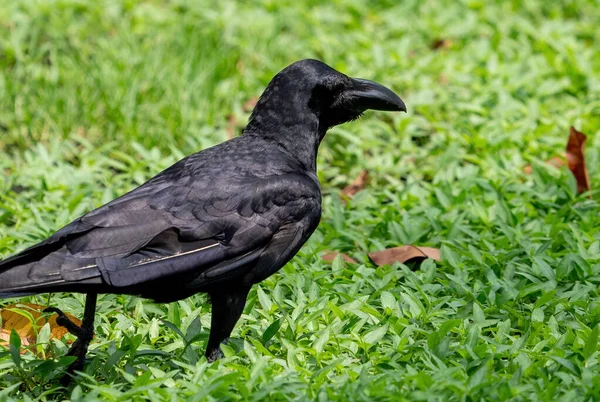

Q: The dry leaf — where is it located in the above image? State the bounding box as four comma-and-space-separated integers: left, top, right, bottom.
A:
0, 303, 80, 348
368, 245, 441, 267
522, 155, 566, 174
226, 114, 238, 139
243, 97, 258, 112
226, 98, 258, 139
566, 126, 590, 194
522, 127, 590, 195
322, 251, 358, 264
342, 170, 369, 199
431, 38, 453, 50
236, 60, 246, 73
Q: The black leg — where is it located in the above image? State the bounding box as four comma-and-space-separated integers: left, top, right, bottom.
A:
44, 307, 83, 337
205, 286, 251, 362
46, 293, 97, 385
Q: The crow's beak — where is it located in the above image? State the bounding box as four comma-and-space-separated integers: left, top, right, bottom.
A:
349, 78, 407, 113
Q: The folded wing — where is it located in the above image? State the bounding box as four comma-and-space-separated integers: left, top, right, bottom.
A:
0, 162, 320, 300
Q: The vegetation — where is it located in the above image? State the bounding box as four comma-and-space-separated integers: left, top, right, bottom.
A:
0, 0, 599, 400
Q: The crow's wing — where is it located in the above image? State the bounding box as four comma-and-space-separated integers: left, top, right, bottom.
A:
0, 158, 321, 296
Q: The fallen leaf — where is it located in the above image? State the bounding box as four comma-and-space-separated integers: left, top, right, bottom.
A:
566, 126, 590, 194
0, 303, 80, 349
522, 127, 590, 195
226, 98, 258, 139
342, 170, 369, 199
431, 38, 453, 50
243, 97, 258, 112
236, 60, 245, 73
522, 155, 566, 174
226, 114, 238, 139
322, 251, 358, 264
368, 245, 441, 266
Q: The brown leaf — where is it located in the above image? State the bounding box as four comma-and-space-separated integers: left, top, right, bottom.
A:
548, 155, 567, 169
522, 155, 566, 174
226, 98, 258, 139
368, 245, 441, 267
226, 114, 238, 139
322, 251, 358, 264
566, 126, 590, 194
0, 303, 81, 350
236, 60, 246, 73
431, 38, 453, 50
522, 127, 590, 195
342, 170, 369, 199
243, 97, 258, 112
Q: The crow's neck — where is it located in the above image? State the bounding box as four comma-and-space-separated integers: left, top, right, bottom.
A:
244, 105, 323, 172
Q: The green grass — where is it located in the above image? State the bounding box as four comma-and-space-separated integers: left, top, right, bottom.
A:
1, 0, 600, 400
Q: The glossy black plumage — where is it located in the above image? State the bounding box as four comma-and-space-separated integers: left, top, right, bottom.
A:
0, 59, 406, 365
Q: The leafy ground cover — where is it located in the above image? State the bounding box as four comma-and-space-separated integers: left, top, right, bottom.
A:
0, 0, 599, 400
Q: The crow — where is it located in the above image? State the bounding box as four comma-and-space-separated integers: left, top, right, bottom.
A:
0, 59, 405, 378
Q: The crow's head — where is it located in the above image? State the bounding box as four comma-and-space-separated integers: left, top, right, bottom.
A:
304, 59, 406, 129
247, 59, 405, 136
247, 59, 406, 135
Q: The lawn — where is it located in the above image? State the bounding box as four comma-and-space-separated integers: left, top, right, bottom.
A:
1, 0, 599, 400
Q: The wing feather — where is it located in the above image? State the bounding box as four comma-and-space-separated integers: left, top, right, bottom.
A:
0, 147, 321, 299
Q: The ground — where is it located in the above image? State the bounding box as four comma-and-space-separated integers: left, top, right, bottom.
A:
0, 0, 599, 400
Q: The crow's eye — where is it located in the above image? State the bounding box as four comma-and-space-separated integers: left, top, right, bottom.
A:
309, 82, 337, 111
327, 79, 346, 93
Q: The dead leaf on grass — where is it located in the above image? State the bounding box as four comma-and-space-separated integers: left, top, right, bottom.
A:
0, 303, 80, 350
341, 170, 369, 200
368, 245, 441, 267
566, 126, 590, 194
226, 114, 238, 139
431, 38, 453, 50
322, 251, 358, 264
243, 97, 258, 112
523, 126, 590, 195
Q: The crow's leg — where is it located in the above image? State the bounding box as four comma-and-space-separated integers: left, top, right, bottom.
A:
43, 307, 83, 338
45, 293, 97, 385
205, 286, 251, 362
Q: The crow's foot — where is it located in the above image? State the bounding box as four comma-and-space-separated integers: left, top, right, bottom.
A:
46, 294, 98, 386
43, 307, 83, 337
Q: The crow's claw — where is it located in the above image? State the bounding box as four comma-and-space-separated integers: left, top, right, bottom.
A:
43, 307, 83, 337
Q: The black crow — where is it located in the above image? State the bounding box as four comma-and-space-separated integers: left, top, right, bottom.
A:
0, 59, 405, 377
